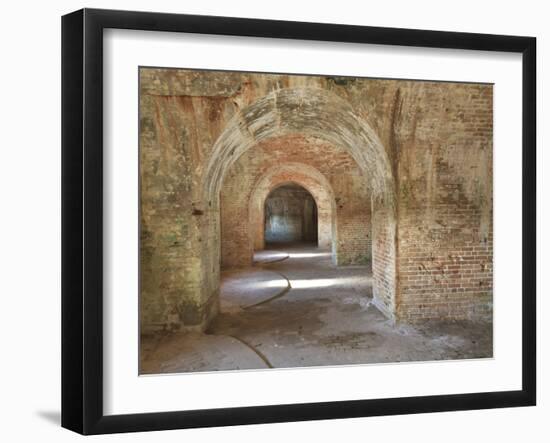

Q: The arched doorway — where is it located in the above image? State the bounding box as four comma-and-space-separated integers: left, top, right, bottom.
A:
205, 87, 397, 321
245, 162, 337, 265
263, 183, 318, 246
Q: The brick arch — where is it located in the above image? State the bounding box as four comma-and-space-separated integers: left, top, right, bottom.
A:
203, 87, 395, 205
248, 163, 336, 257
209, 87, 397, 320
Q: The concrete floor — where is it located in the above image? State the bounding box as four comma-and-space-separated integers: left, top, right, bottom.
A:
140, 244, 492, 374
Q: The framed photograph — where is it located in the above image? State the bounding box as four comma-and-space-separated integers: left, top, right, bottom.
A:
61, 8, 536, 435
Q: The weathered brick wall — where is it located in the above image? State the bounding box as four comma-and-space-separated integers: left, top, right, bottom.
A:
139, 91, 219, 334
372, 199, 397, 318
393, 84, 493, 322
332, 174, 372, 266
139, 67, 493, 332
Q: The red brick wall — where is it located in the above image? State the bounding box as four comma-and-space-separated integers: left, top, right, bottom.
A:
332, 174, 372, 266
372, 200, 397, 318
394, 84, 493, 321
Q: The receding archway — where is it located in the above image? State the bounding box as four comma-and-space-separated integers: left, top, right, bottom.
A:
206, 87, 397, 320
247, 162, 337, 263
203, 88, 394, 201
138, 68, 495, 372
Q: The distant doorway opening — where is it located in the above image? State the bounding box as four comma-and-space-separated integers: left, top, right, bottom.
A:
264, 183, 318, 245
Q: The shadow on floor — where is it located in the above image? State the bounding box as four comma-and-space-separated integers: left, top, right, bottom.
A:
36, 410, 61, 426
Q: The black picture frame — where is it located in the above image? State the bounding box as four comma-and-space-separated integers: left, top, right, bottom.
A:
61, 8, 536, 435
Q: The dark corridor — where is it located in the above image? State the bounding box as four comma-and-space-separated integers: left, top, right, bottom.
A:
264, 184, 318, 244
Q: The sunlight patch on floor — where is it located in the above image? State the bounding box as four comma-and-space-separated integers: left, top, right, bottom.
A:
289, 275, 371, 288
255, 280, 288, 288
290, 278, 334, 288
286, 251, 331, 259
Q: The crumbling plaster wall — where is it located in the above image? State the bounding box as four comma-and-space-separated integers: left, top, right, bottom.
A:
139, 68, 493, 332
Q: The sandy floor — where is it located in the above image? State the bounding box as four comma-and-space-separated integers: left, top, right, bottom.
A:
140, 244, 492, 374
